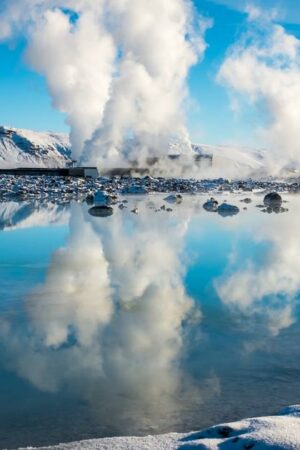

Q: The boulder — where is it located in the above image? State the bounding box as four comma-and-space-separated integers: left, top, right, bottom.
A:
94, 191, 110, 206
217, 203, 240, 217
203, 198, 218, 212
122, 185, 148, 195
88, 206, 113, 217
164, 194, 183, 204
240, 198, 252, 204
264, 192, 282, 208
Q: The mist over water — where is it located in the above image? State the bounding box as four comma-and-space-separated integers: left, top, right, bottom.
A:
1, 195, 300, 448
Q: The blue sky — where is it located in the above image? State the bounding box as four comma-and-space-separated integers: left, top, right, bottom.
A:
0, 0, 299, 146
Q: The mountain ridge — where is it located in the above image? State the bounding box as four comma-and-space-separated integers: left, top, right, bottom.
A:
0, 125, 266, 178
0, 125, 71, 168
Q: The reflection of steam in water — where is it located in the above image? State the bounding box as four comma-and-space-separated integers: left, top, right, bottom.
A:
215, 201, 300, 338
0, 200, 209, 431
2, 196, 300, 443
84, 201, 196, 419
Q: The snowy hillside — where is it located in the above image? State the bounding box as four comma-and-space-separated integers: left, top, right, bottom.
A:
0, 125, 268, 177
32, 405, 300, 449
193, 143, 266, 178
0, 126, 71, 168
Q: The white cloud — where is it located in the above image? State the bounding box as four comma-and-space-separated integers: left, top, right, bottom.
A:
218, 8, 300, 173
211, 0, 300, 24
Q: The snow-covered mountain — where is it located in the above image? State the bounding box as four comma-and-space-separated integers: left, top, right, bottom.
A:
0, 126, 71, 168
0, 125, 267, 177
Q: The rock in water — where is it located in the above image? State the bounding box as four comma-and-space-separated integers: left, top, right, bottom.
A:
264, 192, 282, 208
85, 195, 94, 206
262, 206, 288, 214
122, 185, 148, 195
240, 198, 252, 204
203, 198, 218, 212
94, 191, 110, 206
88, 206, 113, 217
164, 194, 183, 204
217, 203, 240, 217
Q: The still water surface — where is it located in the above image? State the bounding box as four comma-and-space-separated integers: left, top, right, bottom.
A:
0, 194, 300, 448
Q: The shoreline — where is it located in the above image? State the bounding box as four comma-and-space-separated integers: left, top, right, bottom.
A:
22, 405, 300, 449
1, 174, 300, 205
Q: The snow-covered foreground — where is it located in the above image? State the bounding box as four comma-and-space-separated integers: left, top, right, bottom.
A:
29, 406, 300, 449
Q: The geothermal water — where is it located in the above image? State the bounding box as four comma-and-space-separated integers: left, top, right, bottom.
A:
1, 193, 300, 449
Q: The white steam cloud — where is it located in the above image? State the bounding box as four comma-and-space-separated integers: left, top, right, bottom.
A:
218, 6, 300, 173
0, 201, 207, 427
0, 0, 210, 166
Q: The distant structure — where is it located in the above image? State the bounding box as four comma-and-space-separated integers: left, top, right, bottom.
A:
103, 153, 212, 176
66, 159, 77, 168
0, 167, 99, 178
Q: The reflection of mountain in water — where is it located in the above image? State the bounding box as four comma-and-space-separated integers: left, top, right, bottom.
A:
0, 202, 69, 230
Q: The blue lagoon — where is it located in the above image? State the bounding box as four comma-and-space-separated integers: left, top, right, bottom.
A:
0, 194, 300, 448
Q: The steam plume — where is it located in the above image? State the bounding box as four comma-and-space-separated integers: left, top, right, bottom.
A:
0, 0, 210, 166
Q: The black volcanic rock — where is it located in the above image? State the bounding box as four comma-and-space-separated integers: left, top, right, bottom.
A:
88, 206, 113, 217
264, 192, 282, 208
217, 203, 240, 217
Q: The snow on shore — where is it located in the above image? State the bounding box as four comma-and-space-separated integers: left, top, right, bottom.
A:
28, 406, 300, 449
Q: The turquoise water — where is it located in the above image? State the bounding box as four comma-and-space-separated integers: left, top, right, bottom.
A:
1, 195, 300, 448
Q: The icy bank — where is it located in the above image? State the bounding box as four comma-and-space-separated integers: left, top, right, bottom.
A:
28, 405, 300, 449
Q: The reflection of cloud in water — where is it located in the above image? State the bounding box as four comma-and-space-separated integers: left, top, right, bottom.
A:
0, 200, 207, 428
216, 205, 300, 337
